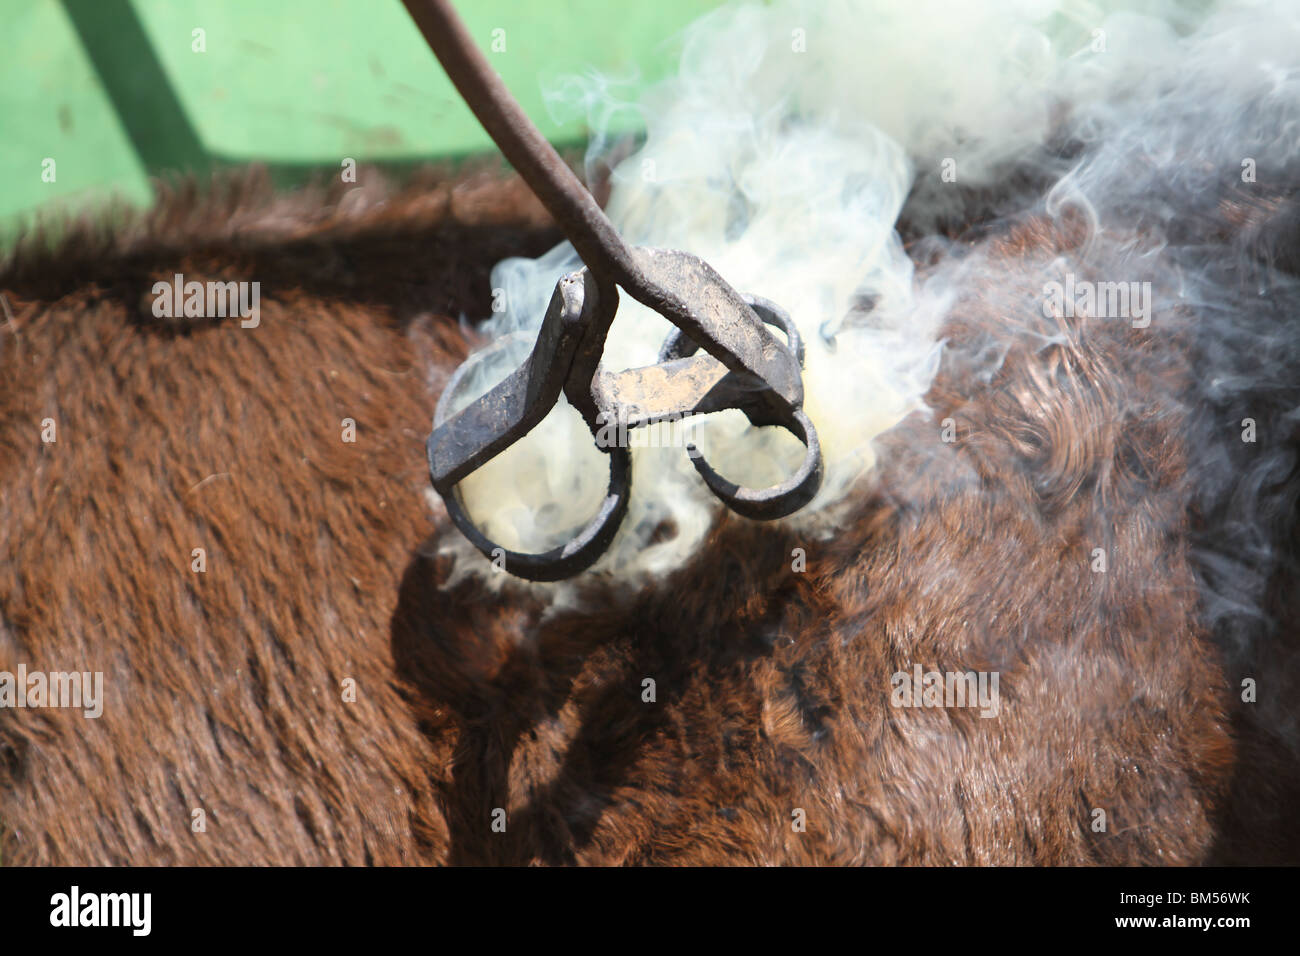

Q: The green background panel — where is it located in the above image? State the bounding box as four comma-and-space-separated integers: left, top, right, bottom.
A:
1, 0, 718, 241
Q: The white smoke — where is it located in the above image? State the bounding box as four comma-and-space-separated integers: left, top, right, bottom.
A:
435, 0, 1300, 593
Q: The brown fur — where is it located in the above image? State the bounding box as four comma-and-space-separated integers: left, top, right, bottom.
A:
0, 165, 1295, 865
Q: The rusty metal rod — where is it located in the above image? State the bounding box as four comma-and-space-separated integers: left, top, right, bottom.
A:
402, 0, 641, 291
402, 0, 805, 396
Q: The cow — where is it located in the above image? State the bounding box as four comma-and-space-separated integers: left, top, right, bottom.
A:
1, 158, 1297, 865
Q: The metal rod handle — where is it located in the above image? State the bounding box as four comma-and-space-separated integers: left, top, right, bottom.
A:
402, 0, 641, 289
